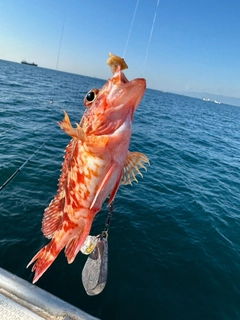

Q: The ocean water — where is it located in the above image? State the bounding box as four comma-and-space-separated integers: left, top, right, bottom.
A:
1, 59, 240, 320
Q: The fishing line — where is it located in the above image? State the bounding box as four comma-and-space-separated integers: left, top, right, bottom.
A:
142, 0, 160, 75
123, 0, 140, 58
102, 202, 114, 236
56, 12, 66, 70
1, 126, 50, 151
0, 127, 14, 137
50, 11, 66, 105
0, 139, 49, 192
0, 14, 66, 191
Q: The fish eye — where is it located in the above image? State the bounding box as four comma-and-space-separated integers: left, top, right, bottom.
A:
84, 88, 99, 107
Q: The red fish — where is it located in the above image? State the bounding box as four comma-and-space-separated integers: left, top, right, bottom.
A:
27, 54, 149, 283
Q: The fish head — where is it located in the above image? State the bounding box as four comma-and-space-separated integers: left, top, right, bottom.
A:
81, 68, 146, 136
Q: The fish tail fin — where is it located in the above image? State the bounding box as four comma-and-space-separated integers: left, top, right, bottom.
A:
27, 240, 61, 284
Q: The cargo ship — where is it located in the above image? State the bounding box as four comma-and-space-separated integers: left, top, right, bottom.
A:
21, 60, 38, 66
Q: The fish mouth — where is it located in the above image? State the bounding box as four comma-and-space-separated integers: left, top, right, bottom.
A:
110, 71, 146, 111
120, 71, 129, 84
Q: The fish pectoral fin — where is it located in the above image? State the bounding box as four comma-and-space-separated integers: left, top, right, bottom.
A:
90, 165, 115, 210
121, 151, 150, 185
108, 172, 122, 206
58, 111, 86, 141
65, 227, 84, 264
65, 217, 94, 263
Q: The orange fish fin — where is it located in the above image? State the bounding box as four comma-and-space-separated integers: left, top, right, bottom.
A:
64, 221, 88, 264
58, 111, 86, 140
27, 240, 60, 284
121, 151, 150, 185
41, 140, 75, 238
65, 232, 84, 264
65, 216, 96, 263
90, 165, 115, 210
108, 172, 122, 206
42, 199, 63, 239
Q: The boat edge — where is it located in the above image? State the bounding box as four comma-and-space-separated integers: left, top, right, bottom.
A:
0, 267, 99, 320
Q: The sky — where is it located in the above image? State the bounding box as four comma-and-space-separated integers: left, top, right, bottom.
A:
0, 0, 240, 98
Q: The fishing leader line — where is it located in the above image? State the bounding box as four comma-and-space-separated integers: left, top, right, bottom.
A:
56, 12, 66, 71
123, 0, 140, 58
122, 0, 160, 75
49, 10, 66, 105
81, 202, 114, 296
142, 0, 160, 75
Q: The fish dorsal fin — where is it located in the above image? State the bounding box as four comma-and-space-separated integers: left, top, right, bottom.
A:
41, 140, 75, 238
121, 151, 149, 185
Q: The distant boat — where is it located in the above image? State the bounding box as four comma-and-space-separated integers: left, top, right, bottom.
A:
214, 100, 221, 104
21, 60, 38, 67
202, 97, 210, 102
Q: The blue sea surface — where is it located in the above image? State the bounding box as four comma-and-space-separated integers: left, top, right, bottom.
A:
1, 59, 240, 319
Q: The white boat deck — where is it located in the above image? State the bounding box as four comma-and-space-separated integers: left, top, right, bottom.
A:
0, 267, 99, 320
